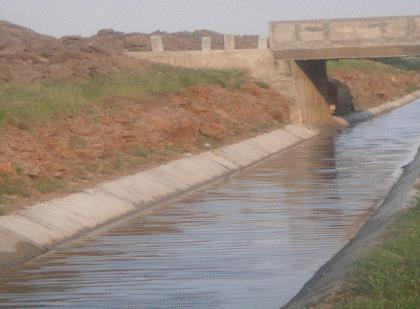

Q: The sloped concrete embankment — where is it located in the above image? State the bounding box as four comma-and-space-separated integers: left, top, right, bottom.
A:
333, 90, 420, 125
286, 106, 420, 308
286, 148, 420, 308
0, 125, 317, 269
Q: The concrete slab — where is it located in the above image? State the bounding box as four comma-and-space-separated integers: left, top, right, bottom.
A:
224, 34, 235, 50
201, 152, 239, 170
258, 37, 268, 49
284, 125, 317, 139
151, 35, 164, 52
0, 215, 59, 246
0, 125, 320, 269
202, 37, 211, 51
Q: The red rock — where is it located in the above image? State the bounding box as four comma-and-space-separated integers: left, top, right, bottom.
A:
75, 149, 96, 160
0, 161, 15, 176
200, 122, 226, 140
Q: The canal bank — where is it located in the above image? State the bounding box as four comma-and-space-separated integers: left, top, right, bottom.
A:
0, 91, 418, 273
284, 92, 420, 308
0, 124, 319, 270
286, 140, 420, 309
333, 90, 420, 126
1, 94, 420, 307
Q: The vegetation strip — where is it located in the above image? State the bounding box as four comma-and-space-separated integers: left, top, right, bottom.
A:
0, 65, 245, 127
326, 194, 420, 308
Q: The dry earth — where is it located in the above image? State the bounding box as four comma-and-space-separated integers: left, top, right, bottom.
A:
0, 21, 257, 84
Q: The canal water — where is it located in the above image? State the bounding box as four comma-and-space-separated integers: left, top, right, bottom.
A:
1, 100, 420, 308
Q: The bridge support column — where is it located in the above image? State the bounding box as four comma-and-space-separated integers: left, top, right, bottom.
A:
291, 60, 332, 124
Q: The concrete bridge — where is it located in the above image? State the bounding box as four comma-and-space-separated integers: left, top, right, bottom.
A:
127, 15, 420, 124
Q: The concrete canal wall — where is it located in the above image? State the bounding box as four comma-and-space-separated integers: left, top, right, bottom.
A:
0, 125, 318, 269
286, 124, 420, 309
1, 90, 420, 270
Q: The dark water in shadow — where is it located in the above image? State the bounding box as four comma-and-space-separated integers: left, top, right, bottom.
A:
1, 101, 420, 308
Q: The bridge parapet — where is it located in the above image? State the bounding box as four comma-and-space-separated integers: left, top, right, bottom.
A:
270, 16, 420, 59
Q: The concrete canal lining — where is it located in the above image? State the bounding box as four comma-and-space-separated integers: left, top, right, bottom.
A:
0, 125, 318, 269
0, 90, 419, 273
286, 139, 420, 309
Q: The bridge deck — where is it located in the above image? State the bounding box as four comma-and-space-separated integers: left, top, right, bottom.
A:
270, 16, 420, 60
273, 44, 420, 60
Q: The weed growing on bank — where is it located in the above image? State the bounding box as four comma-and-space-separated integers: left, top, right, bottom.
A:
406, 83, 420, 93
333, 198, 420, 308
375, 57, 420, 71
0, 65, 245, 127
327, 59, 402, 74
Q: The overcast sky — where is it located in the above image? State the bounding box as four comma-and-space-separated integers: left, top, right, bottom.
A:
0, 0, 419, 37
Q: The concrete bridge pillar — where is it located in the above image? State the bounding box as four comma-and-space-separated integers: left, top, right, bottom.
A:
224, 34, 235, 50
291, 60, 332, 124
150, 35, 164, 52
258, 37, 268, 49
202, 37, 212, 51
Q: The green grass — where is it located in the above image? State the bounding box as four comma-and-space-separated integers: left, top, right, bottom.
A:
32, 178, 67, 193
196, 132, 216, 149
254, 80, 271, 89
406, 83, 420, 93
334, 199, 420, 308
0, 65, 246, 127
374, 57, 420, 71
0, 176, 30, 202
327, 59, 402, 74
131, 147, 152, 158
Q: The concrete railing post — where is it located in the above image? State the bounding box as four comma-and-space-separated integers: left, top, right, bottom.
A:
258, 37, 268, 49
202, 37, 211, 51
150, 35, 164, 52
224, 34, 235, 50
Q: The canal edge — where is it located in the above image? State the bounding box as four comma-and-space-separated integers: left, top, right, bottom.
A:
1, 91, 420, 272
332, 90, 420, 126
0, 124, 319, 270
285, 92, 420, 308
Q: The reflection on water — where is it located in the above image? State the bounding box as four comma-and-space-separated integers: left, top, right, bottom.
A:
1, 101, 420, 308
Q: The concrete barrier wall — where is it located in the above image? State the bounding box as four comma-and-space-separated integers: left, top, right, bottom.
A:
0, 125, 318, 269
270, 15, 420, 51
127, 49, 276, 80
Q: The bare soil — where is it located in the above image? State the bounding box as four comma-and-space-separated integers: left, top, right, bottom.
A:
0, 21, 257, 84
329, 63, 420, 111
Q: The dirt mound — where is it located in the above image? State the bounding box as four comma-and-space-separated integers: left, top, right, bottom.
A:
0, 21, 257, 84
329, 61, 420, 110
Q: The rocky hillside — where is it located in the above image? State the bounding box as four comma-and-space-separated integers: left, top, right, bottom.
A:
0, 21, 257, 83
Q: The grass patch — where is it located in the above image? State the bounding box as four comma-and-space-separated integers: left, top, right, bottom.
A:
406, 83, 420, 93
333, 199, 420, 308
196, 132, 216, 149
374, 57, 420, 71
0, 66, 246, 127
0, 176, 30, 199
327, 59, 402, 74
254, 80, 271, 89
132, 147, 152, 158
32, 178, 66, 193
71, 136, 88, 149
